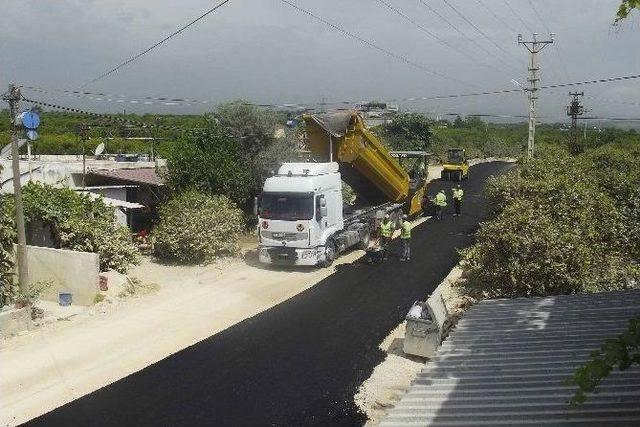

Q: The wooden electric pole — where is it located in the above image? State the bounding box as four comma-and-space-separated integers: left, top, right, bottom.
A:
6, 84, 29, 293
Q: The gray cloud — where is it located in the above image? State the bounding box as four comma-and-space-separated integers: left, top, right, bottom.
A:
1, 0, 638, 122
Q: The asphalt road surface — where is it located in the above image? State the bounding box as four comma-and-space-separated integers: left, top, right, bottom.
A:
27, 162, 514, 427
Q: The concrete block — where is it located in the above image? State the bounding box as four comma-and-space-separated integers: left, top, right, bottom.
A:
0, 306, 33, 339
99, 269, 128, 298
426, 286, 449, 339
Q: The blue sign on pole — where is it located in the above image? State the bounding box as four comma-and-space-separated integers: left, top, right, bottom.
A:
21, 111, 41, 129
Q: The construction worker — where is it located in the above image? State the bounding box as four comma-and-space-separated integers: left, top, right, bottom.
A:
434, 190, 447, 220
379, 214, 393, 260
400, 214, 412, 261
452, 185, 464, 216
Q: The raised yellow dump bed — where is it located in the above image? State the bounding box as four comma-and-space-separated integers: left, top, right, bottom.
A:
303, 111, 409, 205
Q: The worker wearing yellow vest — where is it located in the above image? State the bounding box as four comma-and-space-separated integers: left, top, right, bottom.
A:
379, 214, 393, 260
434, 190, 447, 220
400, 214, 412, 261
452, 185, 464, 216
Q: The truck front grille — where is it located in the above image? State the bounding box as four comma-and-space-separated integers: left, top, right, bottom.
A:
261, 231, 308, 241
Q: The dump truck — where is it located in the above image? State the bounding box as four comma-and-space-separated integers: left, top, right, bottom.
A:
441, 148, 469, 181
256, 111, 428, 267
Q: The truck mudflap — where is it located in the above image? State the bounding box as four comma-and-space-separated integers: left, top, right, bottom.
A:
258, 246, 322, 266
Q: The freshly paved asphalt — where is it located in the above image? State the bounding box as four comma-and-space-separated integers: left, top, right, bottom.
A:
27, 162, 514, 427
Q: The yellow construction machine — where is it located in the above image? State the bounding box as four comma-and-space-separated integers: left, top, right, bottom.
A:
441, 148, 469, 181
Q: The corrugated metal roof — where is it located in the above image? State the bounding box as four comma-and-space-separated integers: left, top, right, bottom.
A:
381, 290, 640, 426
90, 168, 164, 186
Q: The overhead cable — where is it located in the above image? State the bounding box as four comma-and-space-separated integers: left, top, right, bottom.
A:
279, 0, 475, 88
21, 73, 640, 113
442, 0, 525, 68
474, 0, 517, 33
503, 0, 533, 33
416, 0, 521, 75
82, 0, 232, 88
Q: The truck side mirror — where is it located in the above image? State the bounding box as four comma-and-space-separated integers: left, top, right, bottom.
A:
253, 196, 259, 216
320, 206, 327, 217
320, 197, 326, 207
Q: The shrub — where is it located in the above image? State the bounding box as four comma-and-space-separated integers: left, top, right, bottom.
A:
153, 191, 244, 263
0, 194, 17, 306
461, 143, 640, 298
20, 182, 139, 273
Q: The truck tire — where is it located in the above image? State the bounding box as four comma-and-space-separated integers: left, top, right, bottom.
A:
321, 240, 336, 268
456, 171, 462, 181
358, 228, 370, 251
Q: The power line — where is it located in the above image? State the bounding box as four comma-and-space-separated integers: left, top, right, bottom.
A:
474, 0, 517, 33
82, 0, 232, 88
20, 73, 640, 114
442, 0, 525, 68
377, 0, 476, 62
527, 1, 572, 82
503, 0, 534, 33
279, 0, 475, 88
416, 0, 521, 75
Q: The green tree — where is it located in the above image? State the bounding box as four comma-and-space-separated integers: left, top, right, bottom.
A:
568, 316, 640, 405
615, 0, 640, 24
380, 112, 432, 151
214, 100, 277, 158
165, 115, 253, 206
17, 182, 139, 273
452, 115, 464, 128
0, 192, 17, 306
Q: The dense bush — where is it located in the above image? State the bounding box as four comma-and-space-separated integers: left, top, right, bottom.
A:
20, 182, 140, 272
462, 143, 640, 298
153, 191, 244, 264
0, 193, 17, 306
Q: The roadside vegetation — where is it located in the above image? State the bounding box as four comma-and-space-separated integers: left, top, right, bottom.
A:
0, 181, 16, 305
462, 142, 640, 298
153, 191, 244, 263
4, 182, 139, 273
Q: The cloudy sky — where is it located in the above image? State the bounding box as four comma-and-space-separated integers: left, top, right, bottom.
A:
2, 0, 639, 122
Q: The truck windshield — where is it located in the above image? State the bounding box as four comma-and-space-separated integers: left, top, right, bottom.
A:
448, 150, 463, 163
260, 193, 314, 220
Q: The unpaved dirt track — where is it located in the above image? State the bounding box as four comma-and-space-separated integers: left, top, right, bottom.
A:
27, 162, 514, 427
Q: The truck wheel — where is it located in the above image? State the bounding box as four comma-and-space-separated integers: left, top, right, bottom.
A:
321, 240, 336, 267
456, 171, 462, 181
358, 228, 370, 250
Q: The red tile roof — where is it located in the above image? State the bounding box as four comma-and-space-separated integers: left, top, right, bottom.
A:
90, 168, 164, 186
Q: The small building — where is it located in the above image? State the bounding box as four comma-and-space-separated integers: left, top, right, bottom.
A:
83, 168, 168, 232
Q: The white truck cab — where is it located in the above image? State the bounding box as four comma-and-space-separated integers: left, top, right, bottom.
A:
257, 162, 345, 266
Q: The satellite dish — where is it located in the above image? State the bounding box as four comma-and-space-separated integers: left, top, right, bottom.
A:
26, 129, 39, 141
0, 139, 26, 158
94, 142, 105, 156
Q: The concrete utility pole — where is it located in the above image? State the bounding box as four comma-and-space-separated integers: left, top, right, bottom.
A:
518, 33, 554, 158
566, 91, 585, 154
6, 84, 29, 293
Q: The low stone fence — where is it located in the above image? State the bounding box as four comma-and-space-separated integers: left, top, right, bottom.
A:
15, 245, 100, 306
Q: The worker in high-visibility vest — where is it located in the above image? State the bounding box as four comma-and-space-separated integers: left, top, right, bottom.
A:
400, 214, 412, 261
452, 185, 464, 216
434, 190, 447, 220
379, 214, 393, 260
